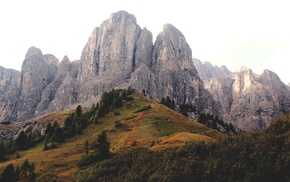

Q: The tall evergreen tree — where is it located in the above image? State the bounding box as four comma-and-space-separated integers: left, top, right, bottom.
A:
76, 105, 82, 117
0, 140, 6, 161
84, 139, 89, 155
21, 159, 30, 177
96, 131, 110, 158
45, 123, 52, 136
0, 163, 14, 182
15, 131, 27, 150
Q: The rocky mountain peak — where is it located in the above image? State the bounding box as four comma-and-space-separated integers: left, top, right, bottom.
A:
61, 55, 70, 64
152, 23, 194, 73
24, 46, 43, 60
233, 68, 257, 94
192, 59, 232, 80
260, 69, 281, 84
196, 61, 290, 130
109, 10, 137, 24
79, 10, 142, 83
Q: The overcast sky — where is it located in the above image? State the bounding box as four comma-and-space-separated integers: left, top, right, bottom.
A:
0, 0, 289, 84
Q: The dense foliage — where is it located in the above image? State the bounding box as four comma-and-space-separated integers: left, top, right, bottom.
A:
0, 127, 43, 159
75, 114, 290, 182
0, 159, 35, 182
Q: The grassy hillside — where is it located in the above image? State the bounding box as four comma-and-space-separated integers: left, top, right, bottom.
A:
0, 89, 223, 181
75, 114, 290, 182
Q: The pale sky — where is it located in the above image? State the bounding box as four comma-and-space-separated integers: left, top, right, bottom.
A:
0, 0, 289, 84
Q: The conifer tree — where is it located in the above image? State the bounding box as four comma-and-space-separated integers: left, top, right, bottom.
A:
84, 139, 89, 155
0, 163, 14, 182
76, 105, 82, 117
96, 131, 110, 158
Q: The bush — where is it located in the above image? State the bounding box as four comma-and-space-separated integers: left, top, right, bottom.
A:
78, 153, 101, 167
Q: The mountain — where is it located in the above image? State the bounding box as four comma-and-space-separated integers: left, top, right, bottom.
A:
193, 60, 290, 130
0, 11, 216, 123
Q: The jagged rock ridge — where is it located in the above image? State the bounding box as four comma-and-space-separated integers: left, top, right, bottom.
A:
0, 11, 217, 123
193, 60, 290, 130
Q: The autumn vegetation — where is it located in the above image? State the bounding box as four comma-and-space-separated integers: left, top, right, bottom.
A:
0, 87, 289, 181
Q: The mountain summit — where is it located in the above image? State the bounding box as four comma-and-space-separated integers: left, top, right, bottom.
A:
0, 11, 216, 123
193, 60, 290, 130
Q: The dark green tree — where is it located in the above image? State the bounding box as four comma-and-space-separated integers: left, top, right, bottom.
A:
55, 126, 64, 143
16, 151, 20, 159
76, 105, 82, 117
160, 97, 165, 105
0, 163, 15, 182
71, 122, 77, 136
43, 134, 49, 151
14, 165, 20, 181
64, 116, 72, 128
15, 131, 27, 150
0, 140, 6, 161
171, 99, 176, 109
52, 120, 59, 130
45, 123, 52, 136
96, 131, 110, 158
21, 159, 30, 177
50, 134, 57, 148
97, 103, 106, 118
165, 96, 171, 108
84, 139, 89, 155
28, 171, 36, 182
32, 128, 42, 143
76, 123, 82, 135
121, 90, 127, 98
142, 89, 146, 96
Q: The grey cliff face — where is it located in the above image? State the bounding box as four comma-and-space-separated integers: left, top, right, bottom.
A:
0, 47, 80, 122
196, 61, 290, 130
16, 47, 55, 121
79, 10, 142, 82
0, 66, 20, 122
149, 24, 216, 112
0, 11, 217, 123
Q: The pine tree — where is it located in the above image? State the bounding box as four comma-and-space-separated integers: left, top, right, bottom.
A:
84, 139, 89, 155
15, 131, 27, 150
21, 159, 30, 177
160, 97, 165, 105
165, 96, 171, 108
0, 163, 14, 182
45, 123, 52, 136
14, 165, 20, 181
43, 134, 49, 151
142, 89, 146, 96
96, 131, 110, 158
76, 123, 82, 135
28, 171, 36, 182
50, 134, 56, 148
76, 105, 82, 117
0, 139, 6, 161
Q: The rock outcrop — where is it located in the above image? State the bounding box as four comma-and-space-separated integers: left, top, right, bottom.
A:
0, 66, 20, 122
194, 61, 290, 130
0, 11, 216, 123
192, 59, 232, 80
